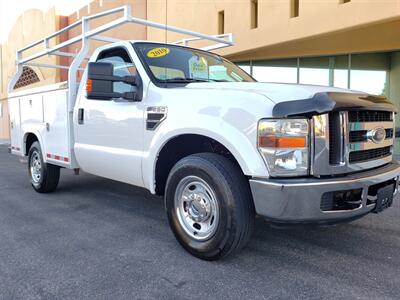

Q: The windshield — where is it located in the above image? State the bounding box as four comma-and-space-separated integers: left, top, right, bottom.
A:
134, 42, 255, 83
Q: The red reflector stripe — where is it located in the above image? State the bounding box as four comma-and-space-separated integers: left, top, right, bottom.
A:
46, 153, 70, 163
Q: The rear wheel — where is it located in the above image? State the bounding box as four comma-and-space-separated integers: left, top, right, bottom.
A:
28, 141, 60, 193
165, 153, 255, 260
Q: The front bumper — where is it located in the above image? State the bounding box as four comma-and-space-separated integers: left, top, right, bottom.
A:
249, 162, 400, 224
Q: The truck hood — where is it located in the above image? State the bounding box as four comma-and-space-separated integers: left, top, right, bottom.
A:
184, 82, 355, 103
184, 82, 396, 117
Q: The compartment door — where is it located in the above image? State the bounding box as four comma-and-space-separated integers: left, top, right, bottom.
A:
42, 89, 71, 166
8, 98, 22, 154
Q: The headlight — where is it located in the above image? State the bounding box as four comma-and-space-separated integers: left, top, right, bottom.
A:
258, 119, 309, 177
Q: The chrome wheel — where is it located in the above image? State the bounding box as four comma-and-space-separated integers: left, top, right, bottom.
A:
174, 176, 219, 241
30, 151, 42, 184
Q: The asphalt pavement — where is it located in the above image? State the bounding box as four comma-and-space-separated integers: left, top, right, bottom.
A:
0, 144, 399, 300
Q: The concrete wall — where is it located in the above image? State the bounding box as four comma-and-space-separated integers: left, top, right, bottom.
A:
0, 7, 61, 140
146, 0, 400, 60
0, 99, 9, 141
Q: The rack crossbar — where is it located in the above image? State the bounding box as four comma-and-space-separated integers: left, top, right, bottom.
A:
24, 62, 84, 71
16, 5, 233, 67
10, 4, 234, 95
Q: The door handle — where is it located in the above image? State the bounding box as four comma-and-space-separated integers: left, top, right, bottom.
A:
78, 108, 84, 125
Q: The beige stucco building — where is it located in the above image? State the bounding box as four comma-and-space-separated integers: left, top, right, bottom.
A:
2, 0, 400, 145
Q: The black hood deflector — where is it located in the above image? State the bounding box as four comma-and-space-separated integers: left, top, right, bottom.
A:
272, 92, 396, 118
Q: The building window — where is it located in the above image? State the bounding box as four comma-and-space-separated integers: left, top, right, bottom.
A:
252, 59, 298, 83
350, 70, 387, 95
250, 0, 258, 29
349, 53, 390, 95
290, 0, 299, 18
333, 55, 350, 89
218, 11, 225, 34
339, 0, 351, 4
236, 62, 252, 75
14, 66, 40, 89
299, 57, 330, 86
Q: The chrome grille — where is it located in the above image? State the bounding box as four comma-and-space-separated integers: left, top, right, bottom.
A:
348, 111, 392, 123
349, 129, 393, 143
349, 146, 392, 164
312, 111, 394, 176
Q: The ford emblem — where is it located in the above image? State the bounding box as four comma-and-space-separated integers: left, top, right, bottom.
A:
367, 127, 386, 144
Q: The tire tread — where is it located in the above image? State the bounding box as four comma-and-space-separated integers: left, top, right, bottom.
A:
166, 152, 255, 260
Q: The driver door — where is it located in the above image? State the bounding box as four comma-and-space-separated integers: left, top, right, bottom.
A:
74, 47, 145, 187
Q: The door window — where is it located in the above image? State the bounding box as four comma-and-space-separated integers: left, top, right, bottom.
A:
96, 47, 137, 95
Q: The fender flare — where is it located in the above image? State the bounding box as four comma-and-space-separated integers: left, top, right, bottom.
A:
143, 127, 268, 194
22, 130, 45, 159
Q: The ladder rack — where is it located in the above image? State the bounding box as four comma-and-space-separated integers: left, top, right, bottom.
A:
8, 4, 234, 97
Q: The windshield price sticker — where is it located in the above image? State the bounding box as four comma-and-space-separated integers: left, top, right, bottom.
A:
147, 47, 170, 58
189, 56, 208, 79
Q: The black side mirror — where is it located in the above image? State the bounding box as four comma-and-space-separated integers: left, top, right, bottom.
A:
86, 62, 140, 101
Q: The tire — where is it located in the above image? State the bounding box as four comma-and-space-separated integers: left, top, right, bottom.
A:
165, 153, 255, 260
28, 141, 60, 193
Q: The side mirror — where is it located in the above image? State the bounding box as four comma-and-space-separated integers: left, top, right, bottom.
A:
86, 62, 140, 101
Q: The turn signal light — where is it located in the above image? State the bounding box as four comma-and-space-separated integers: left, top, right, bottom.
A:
259, 136, 307, 148
86, 79, 93, 92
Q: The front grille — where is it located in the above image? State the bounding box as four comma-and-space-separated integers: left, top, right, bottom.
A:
313, 110, 394, 176
349, 146, 392, 163
349, 131, 366, 143
348, 111, 392, 123
349, 128, 393, 143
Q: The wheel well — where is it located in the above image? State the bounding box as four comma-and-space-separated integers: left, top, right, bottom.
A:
25, 133, 38, 156
154, 134, 243, 196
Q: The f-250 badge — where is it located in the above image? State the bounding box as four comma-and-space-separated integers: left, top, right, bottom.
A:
146, 106, 168, 130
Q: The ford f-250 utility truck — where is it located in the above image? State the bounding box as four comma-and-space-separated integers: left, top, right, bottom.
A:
8, 6, 400, 260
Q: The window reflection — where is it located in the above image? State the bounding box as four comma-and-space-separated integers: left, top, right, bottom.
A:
299, 68, 329, 86
334, 69, 348, 89
236, 53, 390, 96
253, 66, 297, 83
350, 70, 387, 95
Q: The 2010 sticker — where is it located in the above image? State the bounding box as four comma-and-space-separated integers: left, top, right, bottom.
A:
147, 47, 170, 58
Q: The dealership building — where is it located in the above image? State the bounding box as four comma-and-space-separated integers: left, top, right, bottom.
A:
1, 0, 400, 153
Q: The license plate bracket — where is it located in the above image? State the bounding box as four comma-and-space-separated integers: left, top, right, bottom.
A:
373, 184, 394, 213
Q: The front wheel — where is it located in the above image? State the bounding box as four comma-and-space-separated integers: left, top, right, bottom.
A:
28, 141, 60, 193
165, 153, 255, 260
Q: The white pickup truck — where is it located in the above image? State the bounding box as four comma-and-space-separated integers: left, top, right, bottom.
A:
8, 6, 400, 260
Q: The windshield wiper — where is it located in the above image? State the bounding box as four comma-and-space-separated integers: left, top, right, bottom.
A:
161, 78, 231, 83
161, 78, 209, 83
208, 79, 230, 82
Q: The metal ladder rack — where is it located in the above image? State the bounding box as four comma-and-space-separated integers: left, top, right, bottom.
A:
8, 4, 234, 104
